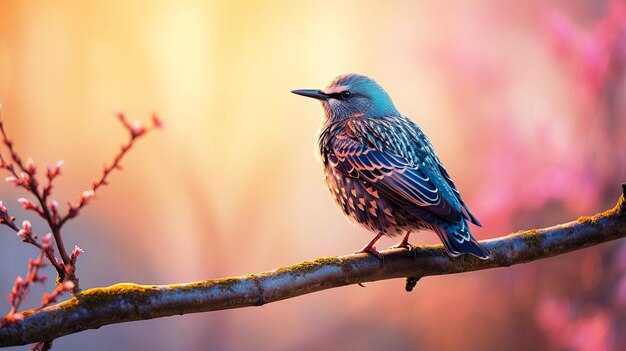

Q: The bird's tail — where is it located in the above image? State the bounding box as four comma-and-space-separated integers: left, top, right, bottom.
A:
432, 223, 489, 259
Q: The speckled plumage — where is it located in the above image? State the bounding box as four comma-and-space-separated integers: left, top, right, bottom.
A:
293, 73, 489, 259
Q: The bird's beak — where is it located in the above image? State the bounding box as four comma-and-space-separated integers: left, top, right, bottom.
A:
291, 89, 329, 100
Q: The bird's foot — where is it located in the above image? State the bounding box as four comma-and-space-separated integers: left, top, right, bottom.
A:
389, 232, 412, 251
389, 234, 412, 251
354, 247, 384, 261
355, 233, 385, 261
389, 242, 413, 251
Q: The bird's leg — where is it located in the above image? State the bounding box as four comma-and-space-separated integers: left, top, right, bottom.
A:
390, 232, 412, 250
354, 233, 384, 260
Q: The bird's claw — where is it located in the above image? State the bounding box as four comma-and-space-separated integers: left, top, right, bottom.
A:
389, 242, 413, 251
354, 247, 384, 261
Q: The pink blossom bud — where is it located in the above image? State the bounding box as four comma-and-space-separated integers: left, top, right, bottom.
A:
17, 197, 35, 210
152, 114, 164, 129
130, 120, 146, 137
81, 190, 95, 201
41, 233, 52, 246
22, 220, 31, 232
70, 245, 84, 266
49, 200, 60, 219
48, 160, 64, 178
26, 158, 35, 173
17, 221, 33, 240
5, 176, 18, 184
63, 281, 75, 290
71, 245, 84, 256
0, 200, 6, 213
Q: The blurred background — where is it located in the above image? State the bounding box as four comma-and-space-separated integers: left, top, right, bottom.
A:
1, 0, 625, 350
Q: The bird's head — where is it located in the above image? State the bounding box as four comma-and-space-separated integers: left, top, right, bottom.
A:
292, 73, 399, 123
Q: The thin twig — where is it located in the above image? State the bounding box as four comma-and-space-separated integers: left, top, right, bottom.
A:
0, 110, 71, 268
0, 203, 64, 277
56, 113, 161, 230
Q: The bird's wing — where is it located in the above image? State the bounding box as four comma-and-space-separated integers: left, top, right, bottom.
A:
436, 162, 482, 226
357, 116, 481, 226
329, 133, 462, 224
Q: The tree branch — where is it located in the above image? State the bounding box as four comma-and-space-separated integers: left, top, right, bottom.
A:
1, 184, 625, 347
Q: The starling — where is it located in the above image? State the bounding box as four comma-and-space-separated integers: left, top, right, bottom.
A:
292, 73, 489, 259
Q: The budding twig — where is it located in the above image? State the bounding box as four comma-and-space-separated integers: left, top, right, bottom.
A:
2, 231, 75, 326
57, 113, 162, 229
0, 108, 161, 335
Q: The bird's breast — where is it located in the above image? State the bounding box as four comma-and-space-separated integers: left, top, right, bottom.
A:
322, 164, 416, 236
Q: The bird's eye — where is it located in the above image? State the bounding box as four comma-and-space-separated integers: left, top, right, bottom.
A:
341, 91, 352, 99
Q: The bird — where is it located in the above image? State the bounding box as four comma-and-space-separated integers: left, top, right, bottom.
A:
291, 73, 489, 259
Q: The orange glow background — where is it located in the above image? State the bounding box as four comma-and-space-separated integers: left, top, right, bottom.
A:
1, 1, 625, 350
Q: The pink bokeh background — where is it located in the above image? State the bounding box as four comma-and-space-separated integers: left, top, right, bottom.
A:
1, 0, 625, 350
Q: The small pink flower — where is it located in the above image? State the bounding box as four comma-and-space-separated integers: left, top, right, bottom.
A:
5, 176, 19, 184
63, 281, 75, 290
0, 200, 6, 213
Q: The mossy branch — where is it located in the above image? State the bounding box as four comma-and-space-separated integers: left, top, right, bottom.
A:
1, 184, 625, 347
